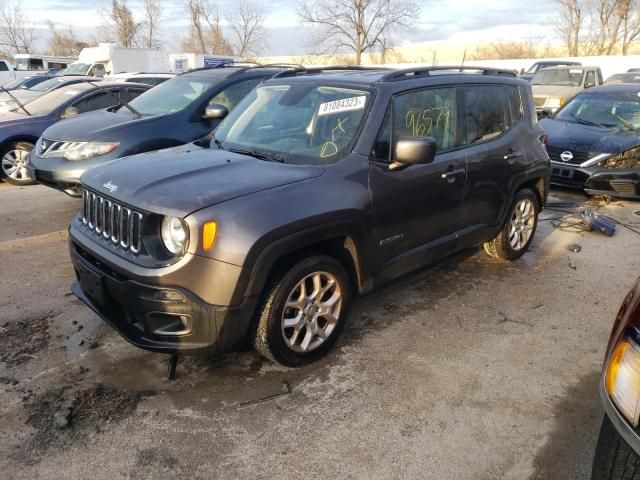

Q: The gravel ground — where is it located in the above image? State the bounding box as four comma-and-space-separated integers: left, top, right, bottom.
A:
1, 182, 639, 479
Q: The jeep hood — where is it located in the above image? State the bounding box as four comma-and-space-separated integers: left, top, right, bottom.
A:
532, 85, 581, 98
541, 118, 640, 154
81, 146, 325, 217
43, 108, 161, 141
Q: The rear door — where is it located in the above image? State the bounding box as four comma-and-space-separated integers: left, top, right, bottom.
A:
369, 86, 466, 271
460, 84, 526, 242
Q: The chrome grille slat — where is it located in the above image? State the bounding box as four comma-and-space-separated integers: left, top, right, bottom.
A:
80, 188, 143, 255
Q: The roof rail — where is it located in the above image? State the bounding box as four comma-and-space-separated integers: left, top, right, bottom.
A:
273, 65, 390, 79
181, 62, 300, 76
380, 65, 518, 81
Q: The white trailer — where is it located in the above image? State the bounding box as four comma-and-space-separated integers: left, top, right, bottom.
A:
14, 54, 76, 73
61, 44, 165, 77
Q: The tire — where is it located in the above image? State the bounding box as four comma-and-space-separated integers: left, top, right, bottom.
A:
254, 255, 352, 367
0, 141, 35, 186
592, 415, 640, 480
483, 188, 539, 261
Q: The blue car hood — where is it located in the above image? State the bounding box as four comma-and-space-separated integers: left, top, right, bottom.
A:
541, 117, 640, 154
42, 109, 163, 142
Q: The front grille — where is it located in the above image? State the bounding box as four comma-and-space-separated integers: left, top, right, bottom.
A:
533, 96, 546, 107
81, 189, 143, 253
610, 181, 637, 195
547, 146, 597, 166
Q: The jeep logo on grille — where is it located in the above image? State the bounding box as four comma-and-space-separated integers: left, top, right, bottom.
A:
560, 151, 574, 162
102, 181, 118, 193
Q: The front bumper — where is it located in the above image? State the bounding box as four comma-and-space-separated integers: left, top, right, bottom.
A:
600, 373, 640, 456
69, 234, 257, 355
28, 152, 118, 196
550, 162, 640, 199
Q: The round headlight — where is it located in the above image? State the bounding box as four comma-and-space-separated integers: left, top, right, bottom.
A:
161, 216, 188, 255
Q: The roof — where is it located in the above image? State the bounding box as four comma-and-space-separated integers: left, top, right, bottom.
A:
180, 64, 291, 79
539, 65, 598, 72
267, 65, 519, 85
579, 83, 640, 93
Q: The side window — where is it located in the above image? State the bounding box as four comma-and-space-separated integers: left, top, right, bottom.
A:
585, 70, 596, 87
393, 87, 457, 152
209, 78, 262, 112
597, 70, 603, 84
506, 85, 523, 124
0, 62, 8, 72
462, 85, 511, 145
125, 88, 146, 101
371, 109, 392, 162
72, 91, 119, 113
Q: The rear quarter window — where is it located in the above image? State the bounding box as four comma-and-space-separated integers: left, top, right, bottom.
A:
462, 85, 520, 145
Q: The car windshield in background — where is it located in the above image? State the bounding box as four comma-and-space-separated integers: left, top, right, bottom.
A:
555, 91, 640, 130
214, 83, 372, 165
128, 76, 219, 115
532, 69, 582, 86
29, 77, 74, 92
23, 85, 90, 116
61, 63, 90, 75
605, 73, 640, 84
2, 78, 27, 89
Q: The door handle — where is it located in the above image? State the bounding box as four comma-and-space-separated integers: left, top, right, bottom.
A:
504, 150, 524, 162
441, 168, 466, 180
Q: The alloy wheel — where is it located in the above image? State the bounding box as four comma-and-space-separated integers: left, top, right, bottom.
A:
509, 198, 536, 251
1, 148, 31, 182
281, 271, 343, 353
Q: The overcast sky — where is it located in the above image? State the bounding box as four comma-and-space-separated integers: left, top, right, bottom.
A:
26, 0, 557, 55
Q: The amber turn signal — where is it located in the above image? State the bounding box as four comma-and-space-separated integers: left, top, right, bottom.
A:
202, 222, 217, 250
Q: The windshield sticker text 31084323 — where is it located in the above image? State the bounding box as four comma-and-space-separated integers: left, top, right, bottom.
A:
318, 96, 366, 116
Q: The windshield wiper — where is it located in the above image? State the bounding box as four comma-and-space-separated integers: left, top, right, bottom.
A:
0, 85, 30, 116
83, 80, 142, 118
228, 147, 284, 163
610, 112, 635, 131
570, 113, 605, 128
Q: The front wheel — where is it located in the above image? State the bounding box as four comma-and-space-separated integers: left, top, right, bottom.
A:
483, 188, 539, 261
254, 255, 352, 367
592, 414, 640, 479
0, 141, 36, 186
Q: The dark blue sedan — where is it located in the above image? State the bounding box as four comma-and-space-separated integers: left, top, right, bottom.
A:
0, 81, 150, 186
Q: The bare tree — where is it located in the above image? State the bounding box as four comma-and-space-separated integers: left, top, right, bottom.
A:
0, 1, 35, 59
47, 21, 89, 56
226, 1, 267, 57
619, 0, 640, 54
298, 0, 420, 65
182, 0, 232, 54
99, 0, 141, 48
551, 0, 584, 56
469, 40, 541, 60
141, 0, 162, 49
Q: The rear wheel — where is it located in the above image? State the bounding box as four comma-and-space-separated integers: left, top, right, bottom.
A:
254, 255, 351, 367
592, 414, 640, 479
483, 188, 539, 261
0, 141, 35, 186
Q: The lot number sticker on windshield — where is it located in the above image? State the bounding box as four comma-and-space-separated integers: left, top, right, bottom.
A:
318, 96, 366, 116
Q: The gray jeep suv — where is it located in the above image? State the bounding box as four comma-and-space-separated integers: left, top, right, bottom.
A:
69, 66, 550, 366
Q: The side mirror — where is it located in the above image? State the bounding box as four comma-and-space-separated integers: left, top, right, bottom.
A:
203, 103, 228, 120
540, 108, 553, 118
584, 81, 595, 89
389, 137, 437, 171
61, 106, 80, 119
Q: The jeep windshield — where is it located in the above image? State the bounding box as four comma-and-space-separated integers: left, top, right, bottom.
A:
532, 69, 583, 86
213, 83, 372, 165
555, 91, 640, 130
127, 75, 223, 116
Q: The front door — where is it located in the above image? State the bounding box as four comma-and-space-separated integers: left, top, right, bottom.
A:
369, 86, 466, 278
